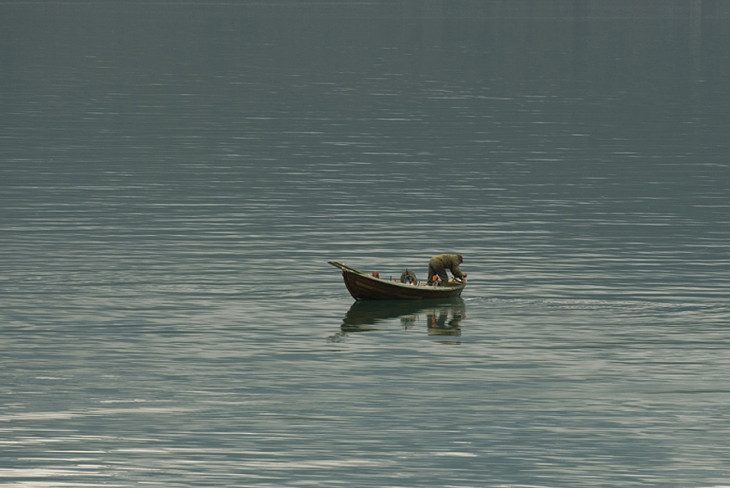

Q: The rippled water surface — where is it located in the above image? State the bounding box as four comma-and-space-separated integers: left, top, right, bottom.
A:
2, 1, 730, 486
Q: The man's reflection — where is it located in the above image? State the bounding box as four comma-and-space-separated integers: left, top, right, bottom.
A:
426, 306, 464, 336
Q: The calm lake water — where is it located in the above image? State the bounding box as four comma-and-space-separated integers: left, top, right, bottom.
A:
2, 1, 730, 486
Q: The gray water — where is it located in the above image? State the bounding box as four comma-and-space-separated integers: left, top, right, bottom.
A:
2, 1, 730, 486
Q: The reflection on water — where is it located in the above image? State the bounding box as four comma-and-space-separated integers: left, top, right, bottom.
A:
339, 298, 465, 336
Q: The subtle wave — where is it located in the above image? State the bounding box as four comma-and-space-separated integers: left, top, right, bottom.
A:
2, 1, 729, 486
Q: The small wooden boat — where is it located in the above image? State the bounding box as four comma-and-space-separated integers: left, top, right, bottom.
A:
328, 261, 466, 300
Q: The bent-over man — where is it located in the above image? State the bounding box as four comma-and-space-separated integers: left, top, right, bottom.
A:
427, 254, 466, 285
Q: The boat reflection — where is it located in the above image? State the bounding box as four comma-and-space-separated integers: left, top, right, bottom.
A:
340, 298, 465, 336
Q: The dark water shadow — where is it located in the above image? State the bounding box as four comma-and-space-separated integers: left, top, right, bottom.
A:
338, 298, 466, 336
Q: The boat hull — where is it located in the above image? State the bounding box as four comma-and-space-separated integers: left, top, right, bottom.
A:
329, 261, 466, 300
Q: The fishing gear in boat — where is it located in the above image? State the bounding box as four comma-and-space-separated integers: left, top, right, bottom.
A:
400, 269, 417, 285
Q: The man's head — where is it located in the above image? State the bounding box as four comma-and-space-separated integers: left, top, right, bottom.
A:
457, 254, 463, 264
